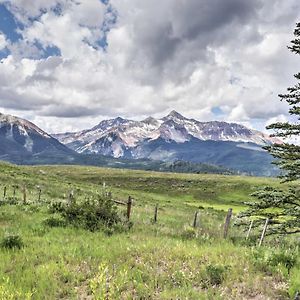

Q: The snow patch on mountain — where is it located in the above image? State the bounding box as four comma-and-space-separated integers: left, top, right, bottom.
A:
0, 112, 73, 157
0, 113, 51, 139
54, 111, 280, 157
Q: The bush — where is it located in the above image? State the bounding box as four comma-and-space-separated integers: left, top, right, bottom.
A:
251, 248, 297, 275
54, 196, 123, 232
43, 216, 66, 228
205, 264, 228, 286
1, 234, 24, 249
267, 250, 297, 274
180, 226, 198, 240
48, 201, 65, 214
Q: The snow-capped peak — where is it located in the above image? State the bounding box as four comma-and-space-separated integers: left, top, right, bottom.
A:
142, 116, 160, 126
0, 112, 51, 139
54, 111, 280, 157
163, 110, 187, 121
0, 112, 72, 156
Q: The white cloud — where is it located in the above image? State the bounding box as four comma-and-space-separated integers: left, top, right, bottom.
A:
0, 0, 299, 133
0, 32, 7, 50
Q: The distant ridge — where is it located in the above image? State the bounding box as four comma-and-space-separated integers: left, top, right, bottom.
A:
53, 111, 280, 176
0, 112, 73, 159
0, 112, 235, 176
54, 110, 279, 156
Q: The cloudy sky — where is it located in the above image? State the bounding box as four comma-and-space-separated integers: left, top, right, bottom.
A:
0, 0, 299, 133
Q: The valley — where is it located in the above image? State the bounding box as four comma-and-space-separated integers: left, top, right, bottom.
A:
0, 162, 298, 299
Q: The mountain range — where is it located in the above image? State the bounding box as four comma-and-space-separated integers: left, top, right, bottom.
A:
53, 110, 280, 176
54, 110, 278, 156
0, 111, 280, 176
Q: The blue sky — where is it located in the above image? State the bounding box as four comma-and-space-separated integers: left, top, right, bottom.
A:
0, 1, 116, 59
0, 2, 61, 59
0, 0, 299, 134
0, 3, 21, 43
0, 3, 20, 58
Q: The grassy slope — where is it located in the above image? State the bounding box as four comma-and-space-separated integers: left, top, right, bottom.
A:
0, 162, 298, 299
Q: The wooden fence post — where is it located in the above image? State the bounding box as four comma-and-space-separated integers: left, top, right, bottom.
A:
154, 204, 158, 223
193, 211, 199, 228
38, 187, 42, 202
258, 218, 269, 247
13, 186, 16, 201
223, 208, 233, 238
3, 186, 6, 200
246, 220, 254, 240
68, 189, 74, 204
127, 196, 132, 220
102, 182, 106, 197
23, 185, 27, 204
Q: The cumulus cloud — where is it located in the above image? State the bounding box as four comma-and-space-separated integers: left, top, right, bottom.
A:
0, 0, 299, 133
0, 32, 7, 49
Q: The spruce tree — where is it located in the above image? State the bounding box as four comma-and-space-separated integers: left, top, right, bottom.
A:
239, 23, 300, 235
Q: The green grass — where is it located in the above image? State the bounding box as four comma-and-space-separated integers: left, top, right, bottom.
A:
0, 162, 298, 299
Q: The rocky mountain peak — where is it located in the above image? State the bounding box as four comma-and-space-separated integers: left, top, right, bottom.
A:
113, 116, 126, 123
0, 112, 72, 156
163, 110, 186, 121
142, 116, 160, 126
54, 110, 280, 159
0, 112, 51, 138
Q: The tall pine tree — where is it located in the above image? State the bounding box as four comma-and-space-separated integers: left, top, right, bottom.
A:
239, 23, 300, 235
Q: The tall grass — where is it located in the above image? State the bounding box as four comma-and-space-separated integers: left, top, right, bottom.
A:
0, 162, 298, 299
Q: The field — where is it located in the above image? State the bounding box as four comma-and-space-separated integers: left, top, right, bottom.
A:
0, 162, 299, 299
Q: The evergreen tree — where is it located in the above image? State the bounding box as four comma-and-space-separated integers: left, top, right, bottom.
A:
239, 23, 300, 235
266, 22, 300, 182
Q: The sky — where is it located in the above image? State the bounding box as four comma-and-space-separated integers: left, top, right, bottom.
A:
0, 0, 299, 134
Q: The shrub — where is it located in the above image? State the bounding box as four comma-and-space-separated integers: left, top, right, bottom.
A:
43, 216, 66, 228
267, 250, 297, 274
205, 264, 228, 286
103, 221, 133, 236
180, 226, 198, 240
230, 235, 258, 246
54, 196, 123, 232
48, 201, 65, 214
7, 197, 19, 205
1, 234, 24, 249
251, 248, 297, 275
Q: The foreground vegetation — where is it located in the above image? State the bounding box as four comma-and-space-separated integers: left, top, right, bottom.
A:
0, 162, 299, 299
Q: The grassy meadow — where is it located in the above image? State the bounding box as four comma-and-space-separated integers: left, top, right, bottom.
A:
0, 162, 299, 299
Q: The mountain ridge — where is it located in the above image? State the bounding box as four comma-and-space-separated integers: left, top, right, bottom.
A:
52, 111, 280, 176
0, 112, 74, 157
53, 110, 280, 158
0, 111, 280, 176
0, 111, 235, 175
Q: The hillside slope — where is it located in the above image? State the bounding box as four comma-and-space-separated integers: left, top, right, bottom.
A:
0, 113, 74, 161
